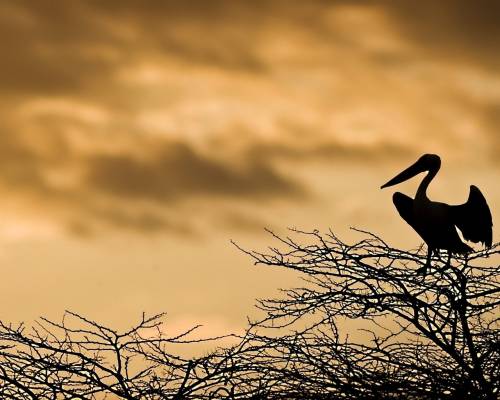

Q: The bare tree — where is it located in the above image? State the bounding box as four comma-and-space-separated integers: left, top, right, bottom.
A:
227, 228, 500, 399
0, 229, 498, 399
0, 312, 240, 399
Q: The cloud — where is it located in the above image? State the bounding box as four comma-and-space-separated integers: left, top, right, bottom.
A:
216, 211, 271, 233
0, 130, 307, 236
2, 1, 499, 102
245, 139, 414, 163
85, 141, 305, 202
66, 205, 195, 237
0, 1, 272, 99
479, 101, 500, 162
0, 2, 120, 95
0, 0, 499, 239
0, 132, 56, 194
385, 1, 500, 67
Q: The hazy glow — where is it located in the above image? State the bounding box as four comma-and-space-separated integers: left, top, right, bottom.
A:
0, 1, 498, 341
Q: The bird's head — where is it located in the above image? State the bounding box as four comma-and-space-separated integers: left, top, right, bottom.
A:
381, 154, 441, 189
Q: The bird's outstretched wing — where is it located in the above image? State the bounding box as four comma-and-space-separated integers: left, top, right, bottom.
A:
452, 185, 493, 247
393, 192, 416, 230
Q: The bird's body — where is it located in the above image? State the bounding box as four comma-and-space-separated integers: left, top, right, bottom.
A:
381, 154, 492, 273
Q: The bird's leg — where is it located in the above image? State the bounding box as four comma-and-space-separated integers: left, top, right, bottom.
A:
417, 247, 432, 275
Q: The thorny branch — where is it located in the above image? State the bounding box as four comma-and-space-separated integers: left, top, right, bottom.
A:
0, 229, 498, 399
230, 228, 499, 399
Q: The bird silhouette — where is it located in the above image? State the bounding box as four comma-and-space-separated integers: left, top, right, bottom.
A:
381, 154, 493, 274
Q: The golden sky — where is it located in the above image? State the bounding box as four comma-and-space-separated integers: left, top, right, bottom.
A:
0, 1, 499, 340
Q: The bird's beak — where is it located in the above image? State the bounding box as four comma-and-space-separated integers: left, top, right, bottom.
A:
381, 159, 426, 189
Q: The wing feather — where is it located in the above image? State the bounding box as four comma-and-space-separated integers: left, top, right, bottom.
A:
452, 185, 492, 247
393, 192, 416, 229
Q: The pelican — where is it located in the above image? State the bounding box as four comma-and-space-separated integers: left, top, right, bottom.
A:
381, 154, 493, 273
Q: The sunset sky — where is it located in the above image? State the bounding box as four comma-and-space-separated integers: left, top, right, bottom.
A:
1, 1, 499, 340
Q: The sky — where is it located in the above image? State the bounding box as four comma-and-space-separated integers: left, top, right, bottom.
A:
0, 1, 499, 342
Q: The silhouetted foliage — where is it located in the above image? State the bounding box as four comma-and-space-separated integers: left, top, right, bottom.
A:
0, 229, 498, 399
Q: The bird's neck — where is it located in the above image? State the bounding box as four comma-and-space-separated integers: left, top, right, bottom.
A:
416, 168, 438, 200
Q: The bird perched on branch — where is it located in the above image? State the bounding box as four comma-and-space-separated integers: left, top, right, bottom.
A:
381, 154, 493, 274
